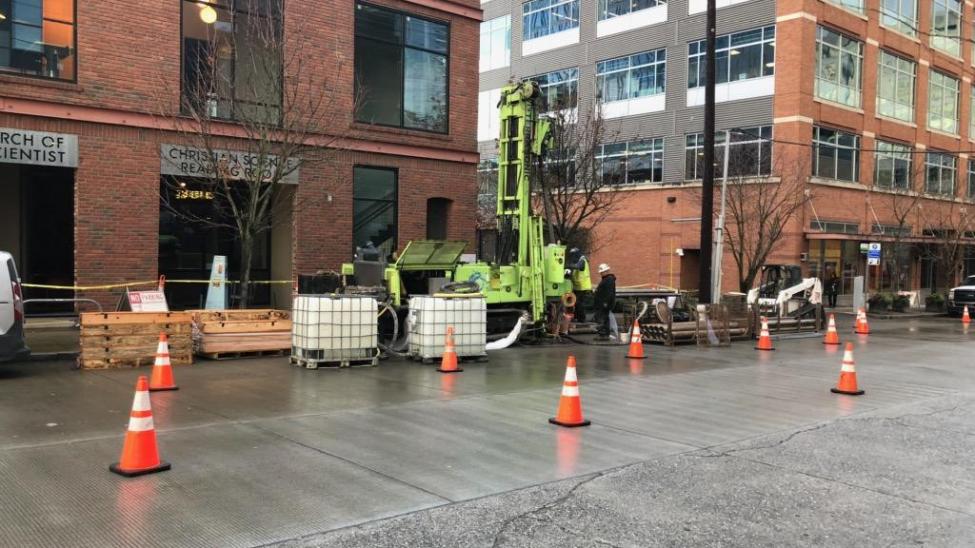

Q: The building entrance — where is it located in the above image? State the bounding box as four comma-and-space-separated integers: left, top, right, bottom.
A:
0, 164, 75, 314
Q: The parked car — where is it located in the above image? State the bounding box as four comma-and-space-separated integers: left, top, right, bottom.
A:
947, 275, 975, 316
0, 251, 30, 362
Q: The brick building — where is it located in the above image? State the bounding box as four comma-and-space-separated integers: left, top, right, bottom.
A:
478, 0, 975, 301
0, 0, 480, 311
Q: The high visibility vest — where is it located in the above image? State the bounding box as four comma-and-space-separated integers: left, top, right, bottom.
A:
572, 260, 592, 291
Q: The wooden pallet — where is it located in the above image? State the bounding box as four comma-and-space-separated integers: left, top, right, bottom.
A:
198, 349, 288, 360
79, 312, 193, 369
189, 309, 290, 323
290, 355, 378, 369
190, 309, 292, 359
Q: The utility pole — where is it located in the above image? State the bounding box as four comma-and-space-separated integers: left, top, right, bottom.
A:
698, 0, 716, 304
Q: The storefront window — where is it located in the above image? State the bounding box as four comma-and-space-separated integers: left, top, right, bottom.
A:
0, 0, 75, 80
353, 166, 398, 258
181, 0, 283, 123
158, 178, 271, 308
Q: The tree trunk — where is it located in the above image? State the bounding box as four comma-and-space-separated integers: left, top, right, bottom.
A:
238, 233, 253, 309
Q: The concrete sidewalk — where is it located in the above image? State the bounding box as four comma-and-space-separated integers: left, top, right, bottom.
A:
0, 316, 972, 547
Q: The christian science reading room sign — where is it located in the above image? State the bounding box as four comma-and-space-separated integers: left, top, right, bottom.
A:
0, 128, 78, 168
160, 145, 299, 184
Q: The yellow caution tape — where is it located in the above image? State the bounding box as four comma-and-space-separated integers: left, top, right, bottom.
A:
23, 279, 294, 291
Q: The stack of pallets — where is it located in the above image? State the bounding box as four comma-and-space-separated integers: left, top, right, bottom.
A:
79, 312, 193, 369
190, 309, 291, 359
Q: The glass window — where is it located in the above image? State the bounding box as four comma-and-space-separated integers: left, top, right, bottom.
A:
596, 49, 665, 103
523, 0, 579, 40
815, 26, 863, 108
825, 0, 863, 14
876, 50, 915, 122
968, 159, 975, 198
479, 15, 509, 72
598, 0, 664, 20
874, 141, 912, 190
0, 0, 75, 80
928, 69, 959, 134
684, 126, 772, 180
881, 0, 918, 37
930, 0, 962, 56
970, 85, 975, 139
925, 152, 957, 196
688, 26, 775, 89
182, 0, 283, 123
532, 67, 578, 110
597, 138, 664, 185
353, 166, 398, 257
354, 3, 449, 133
812, 126, 860, 181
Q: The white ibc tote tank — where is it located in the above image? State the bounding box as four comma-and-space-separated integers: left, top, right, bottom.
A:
408, 294, 487, 361
291, 295, 378, 366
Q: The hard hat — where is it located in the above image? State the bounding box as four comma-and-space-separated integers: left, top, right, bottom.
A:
598, 263, 611, 274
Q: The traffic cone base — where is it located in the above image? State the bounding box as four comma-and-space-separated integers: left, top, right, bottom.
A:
830, 387, 865, 396
437, 365, 464, 373
109, 460, 171, 477
625, 320, 646, 359
549, 417, 591, 428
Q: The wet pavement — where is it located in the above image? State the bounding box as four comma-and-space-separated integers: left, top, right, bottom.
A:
0, 317, 972, 547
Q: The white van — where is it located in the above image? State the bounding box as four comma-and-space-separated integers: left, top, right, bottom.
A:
0, 251, 30, 362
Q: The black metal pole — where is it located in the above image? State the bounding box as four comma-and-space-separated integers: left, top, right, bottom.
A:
698, 0, 716, 304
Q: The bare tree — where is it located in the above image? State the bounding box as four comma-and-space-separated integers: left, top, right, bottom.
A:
919, 200, 975, 292
533, 106, 623, 252
157, 0, 351, 307
720, 154, 811, 292
867, 186, 923, 291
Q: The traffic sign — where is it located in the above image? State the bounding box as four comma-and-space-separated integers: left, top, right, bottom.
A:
867, 242, 881, 266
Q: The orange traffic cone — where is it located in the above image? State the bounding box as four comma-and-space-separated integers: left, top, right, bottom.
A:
110, 376, 171, 477
149, 332, 178, 392
855, 308, 870, 335
755, 316, 774, 351
831, 343, 864, 395
437, 327, 463, 373
823, 314, 841, 345
963, 305, 971, 325
625, 320, 646, 359
550, 356, 590, 427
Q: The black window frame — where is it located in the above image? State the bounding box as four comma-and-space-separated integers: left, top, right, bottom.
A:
354, 2, 451, 134
0, 0, 78, 82
178, 0, 285, 124
352, 165, 399, 256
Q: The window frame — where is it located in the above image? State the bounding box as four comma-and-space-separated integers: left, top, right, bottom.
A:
927, 69, 960, 134
880, 0, 918, 37
684, 126, 772, 180
531, 67, 579, 111
597, 0, 666, 21
354, 2, 451, 134
968, 159, 975, 198
874, 140, 913, 190
0, 0, 78, 82
924, 151, 957, 196
522, 0, 581, 41
596, 48, 666, 104
179, 0, 285, 124
479, 14, 510, 73
814, 26, 864, 109
597, 138, 665, 185
688, 25, 775, 89
811, 126, 860, 182
876, 50, 916, 123
930, 0, 962, 56
352, 165, 399, 255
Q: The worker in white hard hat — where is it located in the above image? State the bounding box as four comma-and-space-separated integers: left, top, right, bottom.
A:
593, 263, 617, 340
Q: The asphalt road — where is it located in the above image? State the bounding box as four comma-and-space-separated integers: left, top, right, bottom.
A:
1, 317, 972, 547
